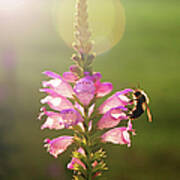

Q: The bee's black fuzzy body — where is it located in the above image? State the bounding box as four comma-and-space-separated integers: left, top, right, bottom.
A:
129, 89, 152, 122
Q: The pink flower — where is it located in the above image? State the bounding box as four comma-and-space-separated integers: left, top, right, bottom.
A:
44, 136, 74, 158
95, 80, 113, 98
97, 106, 128, 129
73, 72, 113, 106
42, 71, 74, 98
67, 147, 86, 170
40, 94, 74, 112
91, 72, 113, 98
39, 108, 65, 130
101, 121, 135, 147
63, 71, 79, 83
39, 70, 136, 164
40, 71, 105, 131
40, 71, 99, 130
39, 107, 83, 130
41, 70, 114, 110
60, 109, 83, 128
92, 72, 102, 81
74, 76, 95, 106
98, 89, 133, 114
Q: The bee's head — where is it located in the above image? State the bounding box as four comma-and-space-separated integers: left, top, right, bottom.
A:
134, 89, 150, 104
134, 90, 141, 97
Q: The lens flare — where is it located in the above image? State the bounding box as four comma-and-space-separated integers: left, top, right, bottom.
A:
53, 0, 125, 55
0, 0, 25, 11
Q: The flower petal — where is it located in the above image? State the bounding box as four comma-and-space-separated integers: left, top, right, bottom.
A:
67, 158, 86, 170
60, 109, 83, 128
97, 106, 128, 129
40, 110, 64, 130
44, 136, 74, 158
101, 120, 135, 147
99, 89, 133, 114
63, 71, 79, 83
40, 95, 74, 111
101, 127, 131, 147
74, 77, 95, 106
95, 81, 113, 98
42, 77, 73, 98
43, 71, 61, 79
93, 72, 102, 82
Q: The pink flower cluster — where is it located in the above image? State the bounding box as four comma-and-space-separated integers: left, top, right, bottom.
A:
39, 70, 135, 160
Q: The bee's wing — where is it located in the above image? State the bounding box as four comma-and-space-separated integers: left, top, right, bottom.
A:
146, 105, 152, 122
145, 102, 152, 122
142, 103, 152, 122
142, 103, 146, 111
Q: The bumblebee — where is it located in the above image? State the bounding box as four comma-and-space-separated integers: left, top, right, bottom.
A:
129, 89, 152, 122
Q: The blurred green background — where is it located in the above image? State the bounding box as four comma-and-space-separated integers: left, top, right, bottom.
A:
0, 0, 179, 179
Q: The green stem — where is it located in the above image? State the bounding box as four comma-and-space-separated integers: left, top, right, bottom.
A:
83, 107, 93, 180
86, 137, 93, 180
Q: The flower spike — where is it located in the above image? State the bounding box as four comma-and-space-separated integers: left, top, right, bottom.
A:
38, 0, 152, 179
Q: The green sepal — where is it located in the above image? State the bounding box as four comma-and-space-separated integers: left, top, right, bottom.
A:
72, 94, 84, 108
92, 161, 108, 174
72, 151, 86, 160
73, 174, 86, 180
74, 134, 87, 146
72, 163, 87, 177
72, 125, 84, 134
72, 151, 88, 168
92, 149, 106, 161
87, 96, 97, 109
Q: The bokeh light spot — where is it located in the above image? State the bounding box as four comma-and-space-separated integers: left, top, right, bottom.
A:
53, 0, 125, 55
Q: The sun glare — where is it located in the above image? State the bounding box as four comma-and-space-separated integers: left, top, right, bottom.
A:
53, 0, 125, 55
0, 0, 25, 11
